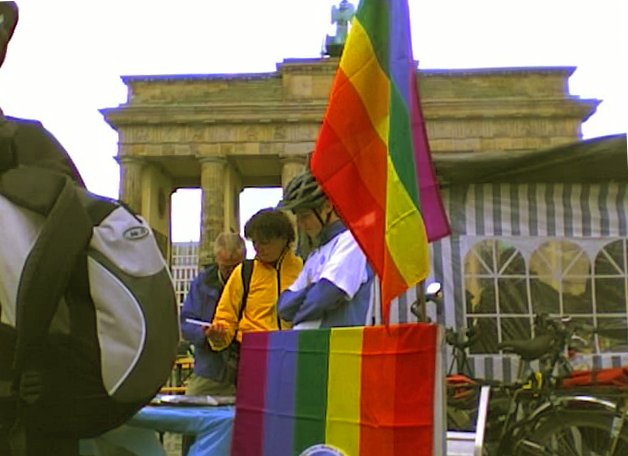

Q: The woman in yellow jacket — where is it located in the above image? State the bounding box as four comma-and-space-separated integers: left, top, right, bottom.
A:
207, 208, 302, 377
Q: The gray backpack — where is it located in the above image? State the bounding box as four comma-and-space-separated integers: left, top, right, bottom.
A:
0, 116, 179, 454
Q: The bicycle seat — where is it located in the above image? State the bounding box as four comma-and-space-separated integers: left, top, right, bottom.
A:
498, 334, 554, 360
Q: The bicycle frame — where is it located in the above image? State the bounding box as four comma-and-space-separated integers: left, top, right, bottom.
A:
499, 385, 628, 455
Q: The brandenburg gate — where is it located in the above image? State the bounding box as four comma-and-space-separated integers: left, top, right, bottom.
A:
101, 58, 596, 263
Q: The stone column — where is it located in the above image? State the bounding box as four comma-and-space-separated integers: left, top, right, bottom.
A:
280, 155, 307, 256
280, 155, 306, 189
199, 156, 226, 265
118, 156, 145, 214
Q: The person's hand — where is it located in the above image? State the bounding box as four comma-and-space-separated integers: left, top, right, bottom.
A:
206, 321, 228, 345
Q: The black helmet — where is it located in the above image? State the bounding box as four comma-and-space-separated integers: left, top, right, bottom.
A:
0, 2, 18, 69
277, 169, 327, 212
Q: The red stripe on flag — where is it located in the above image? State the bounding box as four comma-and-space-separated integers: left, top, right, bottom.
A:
313, 70, 387, 206
360, 325, 438, 456
313, 69, 407, 297
231, 332, 270, 456
314, 124, 384, 279
359, 326, 398, 455
393, 324, 437, 455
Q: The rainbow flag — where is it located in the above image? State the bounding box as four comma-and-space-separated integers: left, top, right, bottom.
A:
231, 324, 444, 456
311, 0, 451, 323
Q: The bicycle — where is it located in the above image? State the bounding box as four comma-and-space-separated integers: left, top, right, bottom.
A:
412, 286, 509, 449
414, 285, 628, 455
495, 315, 628, 455
411, 285, 489, 432
441, 322, 512, 453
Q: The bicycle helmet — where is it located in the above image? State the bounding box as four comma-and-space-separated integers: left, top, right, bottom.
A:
0, 2, 18, 68
277, 169, 327, 212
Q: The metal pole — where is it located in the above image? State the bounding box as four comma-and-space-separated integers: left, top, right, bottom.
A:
417, 280, 427, 322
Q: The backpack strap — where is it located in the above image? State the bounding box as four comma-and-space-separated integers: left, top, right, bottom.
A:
238, 259, 254, 321
0, 118, 92, 377
0, 167, 92, 375
0, 117, 17, 172
225, 260, 254, 355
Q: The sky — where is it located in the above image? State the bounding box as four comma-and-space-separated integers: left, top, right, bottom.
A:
0, 0, 626, 242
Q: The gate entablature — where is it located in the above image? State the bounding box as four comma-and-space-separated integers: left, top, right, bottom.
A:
102, 60, 597, 263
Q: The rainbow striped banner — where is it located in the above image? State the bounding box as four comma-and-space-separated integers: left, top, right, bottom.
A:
231, 324, 443, 456
311, 0, 451, 323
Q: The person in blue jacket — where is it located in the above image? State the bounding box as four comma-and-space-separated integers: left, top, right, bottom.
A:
277, 169, 373, 329
179, 232, 246, 396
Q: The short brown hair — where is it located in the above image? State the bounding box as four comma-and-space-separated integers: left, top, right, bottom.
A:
244, 208, 295, 244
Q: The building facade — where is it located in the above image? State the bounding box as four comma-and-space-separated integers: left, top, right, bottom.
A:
101, 59, 597, 265
101, 59, 628, 378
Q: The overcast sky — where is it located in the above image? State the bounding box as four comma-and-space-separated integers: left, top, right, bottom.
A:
0, 0, 626, 241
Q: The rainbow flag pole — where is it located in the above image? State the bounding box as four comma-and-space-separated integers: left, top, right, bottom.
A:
311, 0, 451, 323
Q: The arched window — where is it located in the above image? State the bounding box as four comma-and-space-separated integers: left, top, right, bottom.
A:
529, 240, 591, 316
464, 239, 529, 353
594, 239, 628, 351
464, 238, 628, 355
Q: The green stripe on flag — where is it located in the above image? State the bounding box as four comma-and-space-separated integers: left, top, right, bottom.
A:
356, 0, 390, 76
389, 85, 420, 206
294, 329, 331, 453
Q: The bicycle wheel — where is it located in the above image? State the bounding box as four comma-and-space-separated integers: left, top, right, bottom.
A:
510, 409, 628, 455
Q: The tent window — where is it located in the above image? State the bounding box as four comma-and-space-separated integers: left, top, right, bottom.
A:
594, 239, 628, 351
463, 238, 628, 355
530, 240, 592, 315
464, 239, 530, 354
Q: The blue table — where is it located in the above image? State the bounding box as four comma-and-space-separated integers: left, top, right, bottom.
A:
82, 405, 234, 456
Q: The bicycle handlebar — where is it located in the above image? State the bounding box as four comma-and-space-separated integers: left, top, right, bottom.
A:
446, 324, 480, 350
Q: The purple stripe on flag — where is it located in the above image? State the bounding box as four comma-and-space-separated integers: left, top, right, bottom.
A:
231, 332, 270, 456
391, 0, 451, 242
389, 0, 413, 107
409, 65, 451, 242
262, 330, 299, 456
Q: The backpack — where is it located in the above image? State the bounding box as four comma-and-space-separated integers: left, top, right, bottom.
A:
0, 116, 179, 450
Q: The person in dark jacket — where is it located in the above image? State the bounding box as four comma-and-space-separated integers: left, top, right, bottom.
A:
179, 232, 245, 396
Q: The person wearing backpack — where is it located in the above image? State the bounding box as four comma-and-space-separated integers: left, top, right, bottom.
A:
206, 208, 303, 376
0, 4, 179, 455
179, 232, 246, 397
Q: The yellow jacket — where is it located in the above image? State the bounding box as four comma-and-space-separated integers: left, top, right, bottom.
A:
209, 249, 302, 350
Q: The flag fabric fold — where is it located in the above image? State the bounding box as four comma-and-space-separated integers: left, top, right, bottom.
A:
311, 0, 450, 323
231, 324, 444, 456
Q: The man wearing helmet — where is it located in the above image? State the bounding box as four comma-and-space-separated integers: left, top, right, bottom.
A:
277, 169, 373, 328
